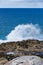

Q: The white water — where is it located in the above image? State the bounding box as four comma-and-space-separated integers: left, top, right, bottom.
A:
0, 24, 43, 44
4, 56, 43, 65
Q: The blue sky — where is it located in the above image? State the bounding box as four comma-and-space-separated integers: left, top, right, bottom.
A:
0, 8, 43, 42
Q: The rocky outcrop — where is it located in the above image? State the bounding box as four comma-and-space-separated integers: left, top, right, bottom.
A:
0, 39, 43, 59
0, 40, 43, 52
4, 56, 43, 65
0, 57, 8, 65
0, 40, 43, 65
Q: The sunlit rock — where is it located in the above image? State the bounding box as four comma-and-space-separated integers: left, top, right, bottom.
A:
4, 56, 43, 65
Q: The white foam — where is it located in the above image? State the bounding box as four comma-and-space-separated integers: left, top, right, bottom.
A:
0, 24, 43, 43
6, 24, 43, 41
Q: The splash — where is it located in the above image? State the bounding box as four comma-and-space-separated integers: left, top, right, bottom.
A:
0, 23, 43, 43
6, 23, 43, 41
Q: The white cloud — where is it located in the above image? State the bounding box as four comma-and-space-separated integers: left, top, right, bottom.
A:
0, 23, 43, 43
0, 0, 43, 8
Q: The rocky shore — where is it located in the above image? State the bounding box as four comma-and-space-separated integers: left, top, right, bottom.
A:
0, 39, 43, 65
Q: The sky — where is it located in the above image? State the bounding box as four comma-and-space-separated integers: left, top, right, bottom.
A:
0, 0, 43, 8
0, 8, 43, 43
